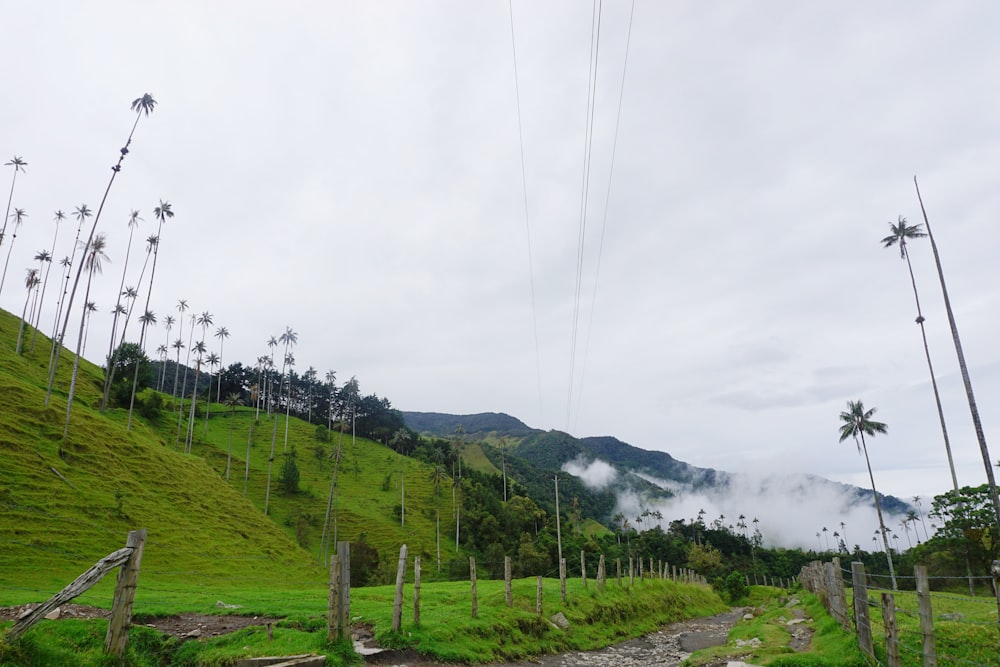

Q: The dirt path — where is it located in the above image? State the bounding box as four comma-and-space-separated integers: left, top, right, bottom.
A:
363, 609, 746, 667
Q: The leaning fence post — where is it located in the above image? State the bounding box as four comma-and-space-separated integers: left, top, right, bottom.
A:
852, 562, 873, 661
882, 592, 900, 667
104, 528, 147, 657
470, 556, 478, 619
914, 565, 936, 667
392, 544, 407, 632
504, 556, 513, 607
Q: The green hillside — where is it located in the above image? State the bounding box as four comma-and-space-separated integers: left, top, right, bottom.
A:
0, 307, 446, 594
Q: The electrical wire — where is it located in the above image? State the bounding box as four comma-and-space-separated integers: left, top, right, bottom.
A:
507, 0, 546, 429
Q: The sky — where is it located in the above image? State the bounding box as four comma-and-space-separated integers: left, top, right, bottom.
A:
2, 1, 999, 550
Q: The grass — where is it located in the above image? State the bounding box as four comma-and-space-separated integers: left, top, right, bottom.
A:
1, 576, 727, 665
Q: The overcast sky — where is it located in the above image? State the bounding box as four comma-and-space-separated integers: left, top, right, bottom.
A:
3, 2, 999, 547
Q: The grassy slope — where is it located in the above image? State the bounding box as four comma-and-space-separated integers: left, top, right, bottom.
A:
0, 306, 447, 595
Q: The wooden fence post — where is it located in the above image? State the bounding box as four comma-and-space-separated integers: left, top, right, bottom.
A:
470, 556, 478, 619
597, 554, 606, 592
824, 561, 849, 630
629, 557, 634, 586
914, 565, 936, 667
328, 554, 341, 641
337, 541, 350, 635
414, 556, 421, 627
882, 593, 900, 667
504, 556, 513, 607
536, 576, 543, 615
559, 558, 566, 603
392, 544, 407, 632
581, 550, 587, 589
616, 558, 621, 587
104, 529, 147, 658
852, 562, 873, 661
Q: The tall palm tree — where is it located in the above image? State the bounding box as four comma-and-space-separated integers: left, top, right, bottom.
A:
15, 268, 40, 354
214, 326, 230, 404
81, 301, 98, 354
155, 343, 168, 390
882, 216, 960, 491
264, 327, 296, 515
45, 205, 89, 392
204, 352, 220, 432
30, 210, 64, 351
159, 315, 175, 391
390, 428, 409, 527
106, 210, 142, 377
428, 464, 446, 572
27, 250, 51, 329
325, 370, 337, 430
63, 233, 110, 438
913, 177, 1000, 530
126, 203, 169, 431
223, 393, 243, 481
265, 336, 278, 416
185, 341, 207, 453
838, 399, 896, 589
49, 94, 157, 407
279, 328, 298, 454
0, 207, 27, 296
1, 157, 27, 259
175, 310, 197, 448
304, 366, 318, 423
170, 336, 185, 449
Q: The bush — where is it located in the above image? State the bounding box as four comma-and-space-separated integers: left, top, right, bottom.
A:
279, 449, 300, 495
715, 571, 749, 603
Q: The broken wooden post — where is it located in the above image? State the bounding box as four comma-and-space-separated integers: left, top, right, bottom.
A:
392, 544, 407, 632
105, 528, 147, 658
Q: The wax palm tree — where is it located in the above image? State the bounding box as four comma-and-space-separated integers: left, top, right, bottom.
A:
390, 428, 409, 527
170, 337, 185, 439
912, 496, 930, 541
106, 210, 142, 379
1, 157, 27, 259
155, 343, 168, 389
882, 215, 961, 491
184, 340, 207, 453
428, 464, 446, 572
325, 370, 337, 430
914, 178, 1000, 530
175, 310, 197, 448
838, 399, 896, 589
49, 94, 157, 407
278, 328, 298, 453
30, 211, 64, 351
127, 202, 172, 417
304, 366, 317, 423
45, 205, 89, 392
224, 393, 243, 481
159, 315, 175, 391
15, 268, 40, 354
264, 327, 296, 515
63, 234, 110, 438
27, 250, 50, 328
204, 352, 220, 432
265, 336, 278, 416
0, 207, 28, 297
214, 326, 230, 404
81, 301, 98, 354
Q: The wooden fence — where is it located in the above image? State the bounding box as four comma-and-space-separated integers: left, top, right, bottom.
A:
800, 558, 1000, 667
4, 529, 146, 658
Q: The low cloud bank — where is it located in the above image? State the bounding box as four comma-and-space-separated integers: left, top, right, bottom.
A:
562, 457, 618, 490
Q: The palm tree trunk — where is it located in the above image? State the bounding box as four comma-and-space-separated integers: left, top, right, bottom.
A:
914, 176, 1000, 531
15, 284, 33, 355
861, 434, 897, 589
63, 273, 96, 438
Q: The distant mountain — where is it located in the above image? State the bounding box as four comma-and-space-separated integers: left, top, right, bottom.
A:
401, 411, 911, 520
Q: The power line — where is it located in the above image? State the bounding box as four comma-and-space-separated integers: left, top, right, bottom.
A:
567, 0, 603, 429
507, 0, 546, 429
573, 0, 635, 433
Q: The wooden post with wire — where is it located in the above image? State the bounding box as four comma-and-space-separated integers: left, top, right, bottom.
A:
392, 544, 407, 632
